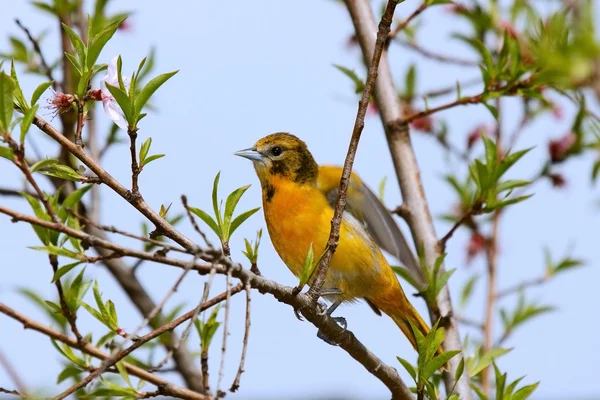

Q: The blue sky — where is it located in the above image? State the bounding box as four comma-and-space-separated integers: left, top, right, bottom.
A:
1, 0, 599, 398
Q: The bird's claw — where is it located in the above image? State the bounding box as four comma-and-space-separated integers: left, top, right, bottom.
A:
317, 316, 348, 346
294, 307, 304, 321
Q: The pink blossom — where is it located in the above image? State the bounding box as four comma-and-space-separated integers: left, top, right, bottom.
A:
100, 56, 130, 130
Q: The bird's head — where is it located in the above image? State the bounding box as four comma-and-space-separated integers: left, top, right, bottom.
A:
234, 132, 318, 186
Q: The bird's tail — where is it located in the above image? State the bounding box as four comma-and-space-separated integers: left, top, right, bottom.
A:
370, 293, 444, 357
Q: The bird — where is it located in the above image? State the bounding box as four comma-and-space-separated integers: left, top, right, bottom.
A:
234, 132, 431, 351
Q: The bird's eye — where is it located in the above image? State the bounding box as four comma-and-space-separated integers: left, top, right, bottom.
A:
271, 146, 282, 156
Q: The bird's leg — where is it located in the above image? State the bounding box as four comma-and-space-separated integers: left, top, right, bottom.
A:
315, 289, 347, 346
294, 288, 342, 321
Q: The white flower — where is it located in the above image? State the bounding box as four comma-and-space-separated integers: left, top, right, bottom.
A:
100, 56, 130, 130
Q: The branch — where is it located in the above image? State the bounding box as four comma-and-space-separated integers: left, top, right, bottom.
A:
127, 127, 141, 194
309, 0, 400, 299
0, 302, 210, 400
344, 0, 471, 398
14, 19, 56, 88
0, 206, 413, 398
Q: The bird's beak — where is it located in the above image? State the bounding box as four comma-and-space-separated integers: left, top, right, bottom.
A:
234, 147, 263, 162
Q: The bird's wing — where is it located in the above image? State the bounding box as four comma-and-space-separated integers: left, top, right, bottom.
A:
318, 166, 425, 287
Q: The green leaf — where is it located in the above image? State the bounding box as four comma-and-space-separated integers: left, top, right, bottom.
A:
51, 261, 83, 283
223, 184, 251, 232
460, 275, 478, 307
20, 104, 38, 144
63, 53, 82, 75
141, 153, 164, 167
61, 23, 86, 63
333, 64, 364, 94
229, 207, 260, 237
512, 382, 539, 400
10, 60, 28, 111
31, 81, 54, 106
212, 172, 222, 227
93, 281, 113, 328
497, 148, 532, 178
115, 361, 133, 388
0, 72, 16, 132
87, 19, 125, 70
396, 356, 417, 381
134, 70, 179, 116
484, 103, 498, 120
51, 339, 86, 367
29, 245, 82, 260
485, 194, 533, 212
469, 347, 512, 377
392, 266, 422, 290
0, 147, 14, 161
298, 243, 317, 288
471, 383, 489, 400
105, 83, 132, 123
481, 135, 498, 176
496, 180, 530, 193
40, 164, 82, 181
189, 206, 220, 236
57, 365, 82, 384
59, 184, 93, 221
405, 64, 416, 99
422, 350, 460, 380
31, 158, 58, 173
139, 137, 152, 164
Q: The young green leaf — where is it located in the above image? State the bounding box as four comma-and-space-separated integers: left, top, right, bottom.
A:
105, 83, 132, 123
298, 243, 317, 289
61, 23, 86, 63
0, 147, 14, 161
212, 172, 222, 227
31, 81, 54, 106
0, 72, 15, 132
20, 104, 38, 144
333, 64, 364, 94
134, 70, 179, 116
86, 19, 125, 70
29, 245, 82, 260
228, 207, 260, 238
139, 137, 152, 164
51, 261, 83, 283
189, 206, 220, 237
397, 356, 417, 382
40, 164, 83, 181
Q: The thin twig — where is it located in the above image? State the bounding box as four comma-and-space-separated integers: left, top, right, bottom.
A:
14, 19, 56, 89
0, 302, 211, 400
495, 276, 548, 299
70, 209, 187, 254
456, 315, 484, 331
387, 2, 427, 42
396, 39, 479, 66
420, 77, 482, 99
438, 202, 482, 252
216, 269, 232, 397
182, 195, 213, 248
0, 387, 21, 397
309, 0, 400, 300
230, 281, 252, 392
128, 127, 141, 195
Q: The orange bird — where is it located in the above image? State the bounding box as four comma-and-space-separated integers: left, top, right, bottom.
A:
235, 132, 430, 350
